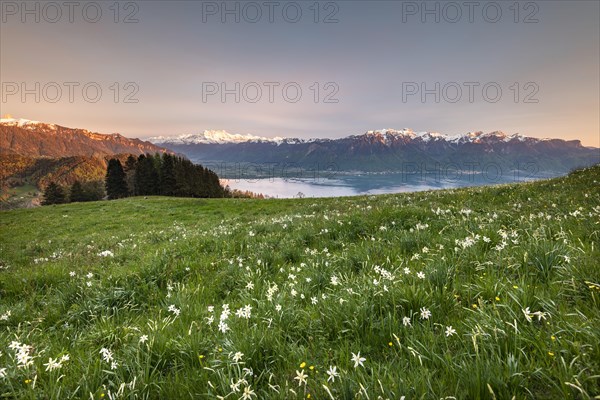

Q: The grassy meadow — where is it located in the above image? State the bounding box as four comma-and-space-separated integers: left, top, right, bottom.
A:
0, 165, 599, 399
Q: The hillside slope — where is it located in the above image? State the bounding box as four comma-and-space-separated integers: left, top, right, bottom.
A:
0, 165, 599, 399
0, 118, 169, 158
1, 153, 113, 187
0, 118, 174, 208
0, 153, 132, 209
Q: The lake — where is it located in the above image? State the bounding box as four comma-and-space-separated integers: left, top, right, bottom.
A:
221, 172, 549, 198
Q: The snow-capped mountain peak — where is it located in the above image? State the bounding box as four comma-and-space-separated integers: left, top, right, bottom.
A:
0, 117, 57, 130
148, 128, 555, 146
363, 129, 494, 144
0, 116, 577, 147
366, 128, 415, 136
149, 130, 285, 145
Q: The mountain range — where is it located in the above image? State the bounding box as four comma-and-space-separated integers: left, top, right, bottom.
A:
149, 128, 534, 146
149, 128, 600, 176
1, 117, 168, 158
1, 117, 598, 208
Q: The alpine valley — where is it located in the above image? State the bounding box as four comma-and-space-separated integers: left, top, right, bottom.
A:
149, 128, 600, 178
1, 117, 598, 206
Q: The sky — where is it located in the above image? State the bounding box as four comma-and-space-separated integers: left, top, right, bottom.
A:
1, 0, 599, 146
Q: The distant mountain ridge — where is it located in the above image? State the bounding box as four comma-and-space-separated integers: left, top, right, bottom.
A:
0, 117, 170, 158
149, 128, 599, 175
148, 128, 589, 146
150, 130, 287, 145
1, 117, 597, 189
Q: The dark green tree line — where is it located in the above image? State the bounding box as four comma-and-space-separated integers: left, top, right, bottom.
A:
107, 153, 227, 199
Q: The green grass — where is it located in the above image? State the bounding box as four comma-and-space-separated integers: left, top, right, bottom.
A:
0, 166, 599, 399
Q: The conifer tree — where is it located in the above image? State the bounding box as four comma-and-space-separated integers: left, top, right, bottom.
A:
69, 180, 87, 202
135, 154, 159, 195
124, 155, 138, 196
105, 158, 128, 199
81, 180, 105, 201
42, 182, 66, 205
160, 153, 177, 196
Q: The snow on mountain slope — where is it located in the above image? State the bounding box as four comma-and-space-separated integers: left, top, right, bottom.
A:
149, 130, 286, 145
0, 117, 170, 158
148, 128, 542, 146
0, 117, 57, 130
0, 117, 575, 147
